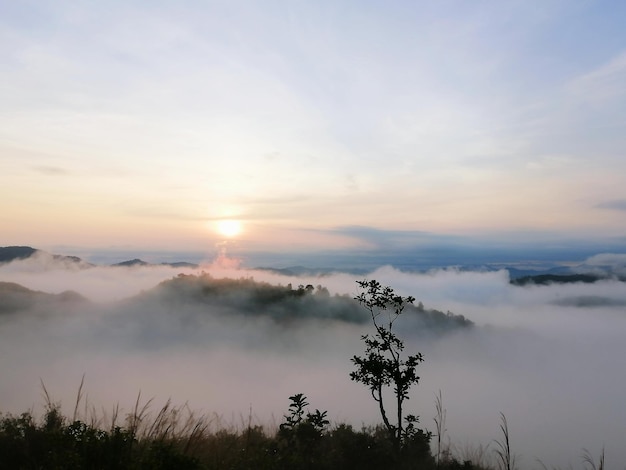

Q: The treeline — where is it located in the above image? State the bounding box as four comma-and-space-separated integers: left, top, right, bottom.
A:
141, 273, 473, 332
510, 273, 626, 286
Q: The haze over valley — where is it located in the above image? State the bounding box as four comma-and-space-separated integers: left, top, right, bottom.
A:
2, 246, 626, 468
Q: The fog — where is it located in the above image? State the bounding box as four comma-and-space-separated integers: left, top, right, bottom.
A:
1, 255, 626, 468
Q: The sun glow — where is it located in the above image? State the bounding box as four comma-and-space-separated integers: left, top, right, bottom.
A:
217, 219, 242, 238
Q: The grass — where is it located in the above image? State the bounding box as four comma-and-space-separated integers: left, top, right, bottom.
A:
1, 380, 493, 470
493, 412, 516, 470
0, 377, 605, 470
0, 382, 612, 470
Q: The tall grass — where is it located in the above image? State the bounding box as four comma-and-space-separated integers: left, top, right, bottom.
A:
0, 381, 611, 469
493, 412, 516, 470
433, 390, 448, 467
581, 447, 605, 470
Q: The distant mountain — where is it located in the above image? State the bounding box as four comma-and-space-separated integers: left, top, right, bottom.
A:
0, 246, 92, 267
253, 265, 356, 276
412, 264, 625, 285
552, 295, 626, 307
110, 259, 200, 268
161, 261, 199, 268
504, 266, 575, 279
0, 246, 38, 263
253, 262, 598, 279
510, 273, 604, 286
0, 246, 199, 269
3, 246, 624, 284
0, 281, 88, 314
510, 272, 626, 286
111, 258, 150, 267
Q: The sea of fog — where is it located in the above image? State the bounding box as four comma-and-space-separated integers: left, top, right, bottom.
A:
1, 254, 625, 468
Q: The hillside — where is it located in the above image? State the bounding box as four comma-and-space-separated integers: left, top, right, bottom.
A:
131, 273, 474, 332
0, 246, 91, 267
0, 246, 38, 263
0, 281, 88, 314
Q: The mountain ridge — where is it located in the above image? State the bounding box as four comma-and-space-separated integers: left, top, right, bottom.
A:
0, 281, 88, 314
0, 246, 199, 269
2, 245, 625, 284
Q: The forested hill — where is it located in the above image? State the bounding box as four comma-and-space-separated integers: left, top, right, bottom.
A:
0, 282, 88, 314
510, 273, 626, 286
0, 246, 88, 266
0, 246, 39, 263
134, 274, 473, 333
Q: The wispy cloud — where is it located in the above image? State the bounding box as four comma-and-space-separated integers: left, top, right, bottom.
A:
329, 226, 456, 250
595, 199, 626, 211
32, 165, 70, 176
566, 50, 626, 103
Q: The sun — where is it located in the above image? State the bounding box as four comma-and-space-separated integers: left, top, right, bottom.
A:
217, 219, 242, 238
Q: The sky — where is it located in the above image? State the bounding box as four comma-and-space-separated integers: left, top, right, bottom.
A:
1, 0, 626, 257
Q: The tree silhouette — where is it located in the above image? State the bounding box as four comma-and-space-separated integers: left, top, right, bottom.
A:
350, 279, 425, 450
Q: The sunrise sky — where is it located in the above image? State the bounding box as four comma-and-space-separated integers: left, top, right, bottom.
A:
2, 1, 626, 255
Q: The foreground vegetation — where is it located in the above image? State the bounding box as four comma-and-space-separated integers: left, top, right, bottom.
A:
0, 391, 609, 470
0, 392, 481, 470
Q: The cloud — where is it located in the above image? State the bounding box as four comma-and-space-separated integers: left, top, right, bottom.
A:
566, 50, 626, 103
1, 257, 626, 467
0, 253, 200, 301
595, 199, 626, 211
32, 165, 70, 176
329, 226, 451, 250
584, 253, 626, 273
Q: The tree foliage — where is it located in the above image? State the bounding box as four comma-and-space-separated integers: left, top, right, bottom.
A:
350, 279, 426, 449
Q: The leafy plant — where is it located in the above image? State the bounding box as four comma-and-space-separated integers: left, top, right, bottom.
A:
279, 393, 329, 438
